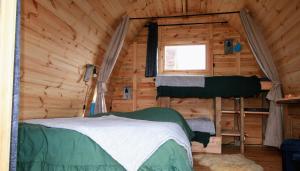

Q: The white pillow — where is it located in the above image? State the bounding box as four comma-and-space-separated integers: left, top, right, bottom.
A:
186, 118, 215, 135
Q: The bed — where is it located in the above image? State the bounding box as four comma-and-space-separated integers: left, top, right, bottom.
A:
17, 107, 196, 171
156, 75, 262, 153
157, 75, 261, 98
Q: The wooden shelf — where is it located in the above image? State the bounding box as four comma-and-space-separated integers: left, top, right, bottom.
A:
221, 130, 241, 137
276, 96, 300, 104
221, 110, 269, 115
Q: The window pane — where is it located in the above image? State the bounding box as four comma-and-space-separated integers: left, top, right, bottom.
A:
164, 45, 206, 70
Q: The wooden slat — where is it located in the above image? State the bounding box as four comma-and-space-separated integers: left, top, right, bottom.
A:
132, 42, 137, 111
181, 0, 187, 14
221, 130, 240, 136
240, 97, 245, 153
215, 97, 222, 137
222, 110, 269, 115
277, 96, 300, 104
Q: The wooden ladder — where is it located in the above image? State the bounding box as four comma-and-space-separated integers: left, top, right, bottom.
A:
215, 97, 245, 153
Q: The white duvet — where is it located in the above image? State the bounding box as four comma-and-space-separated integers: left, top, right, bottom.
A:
24, 115, 192, 171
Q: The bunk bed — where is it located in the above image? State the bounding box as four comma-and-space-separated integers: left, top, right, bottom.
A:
156, 75, 266, 153
157, 76, 261, 98
17, 108, 194, 171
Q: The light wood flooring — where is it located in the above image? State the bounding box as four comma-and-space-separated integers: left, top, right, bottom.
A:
193, 145, 282, 171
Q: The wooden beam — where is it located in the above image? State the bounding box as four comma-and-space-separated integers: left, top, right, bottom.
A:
236, 37, 241, 75
145, 21, 228, 27
240, 97, 245, 153
0, 0, 18, 170
132, 42, 137, 111
215, 97, 222, 136
209, 17, 214, 76
182, 0, 187, 15
130, 11, 240, 20
277, 96, 300, 104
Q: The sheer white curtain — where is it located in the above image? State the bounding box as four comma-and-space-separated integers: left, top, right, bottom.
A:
95, 15, 130, 113
240, 9, 283, 147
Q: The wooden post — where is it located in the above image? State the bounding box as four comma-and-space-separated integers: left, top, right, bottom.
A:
240, 97, 245, 153
181, 0, 187, 15
283, 105, 291, 138
234, 98, 239, 145
209, 16, 214, 76
132, 42, 137, 111
0, 0, 18, 170
215, 97, 222, 137
236, 37, 241, 75
158, 97, 171, 108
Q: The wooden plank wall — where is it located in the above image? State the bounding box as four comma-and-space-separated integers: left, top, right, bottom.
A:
19, 0, 300, 140
124, 0, 300, 97
20, 0, 101, 119
288, 105, 300, 138
281, 102, 300, 139
245, 0, 300, 96
108, 16, 266, 144
245, 1, 300, 135
20, 0, 145, 119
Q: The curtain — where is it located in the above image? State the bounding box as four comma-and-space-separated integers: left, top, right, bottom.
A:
145, 22, 158, 77
94, 15, 130, 113
240, 9, 283, 147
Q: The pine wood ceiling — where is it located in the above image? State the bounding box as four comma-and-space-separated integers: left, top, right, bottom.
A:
108, 0, 300, 97
124, 0, 300, 95
125, 0, 243, 17
20, 0, 299, 119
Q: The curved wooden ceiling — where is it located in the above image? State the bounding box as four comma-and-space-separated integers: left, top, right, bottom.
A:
20, 0, 299, 119
126, 0, 300, 95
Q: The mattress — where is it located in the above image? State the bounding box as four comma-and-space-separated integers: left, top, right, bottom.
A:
186, 118, 215, 135
17, 107, 194, 171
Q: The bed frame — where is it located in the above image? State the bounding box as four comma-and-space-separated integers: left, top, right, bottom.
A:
157, 79, 271, 154
159, 97, 225, 154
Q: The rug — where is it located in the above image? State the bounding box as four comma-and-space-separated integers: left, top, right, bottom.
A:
194, 154, 263, 171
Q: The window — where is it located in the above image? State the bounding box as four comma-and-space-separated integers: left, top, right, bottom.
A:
164, 45, 206, 70
159, 43, 211, 75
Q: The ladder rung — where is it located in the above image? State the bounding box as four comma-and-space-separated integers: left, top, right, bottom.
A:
221, 110, 269, 115
221, 130, 241, 137
222, 110, 240, 114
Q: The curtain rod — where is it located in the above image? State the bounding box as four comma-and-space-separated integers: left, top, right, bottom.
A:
130, 11, 240, 20
144, 21, 228, 27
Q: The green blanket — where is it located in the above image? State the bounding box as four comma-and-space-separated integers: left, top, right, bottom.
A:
93, 107, 195, 141
157, 76, 261, 98
18, 108, 194, 171
192, 131, 211, 147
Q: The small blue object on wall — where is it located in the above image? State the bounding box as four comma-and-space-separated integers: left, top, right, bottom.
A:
89, 103, 95, 116
234, 42, 242, 52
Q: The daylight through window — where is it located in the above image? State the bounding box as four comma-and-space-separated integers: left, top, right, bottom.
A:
164, 45, 206, 71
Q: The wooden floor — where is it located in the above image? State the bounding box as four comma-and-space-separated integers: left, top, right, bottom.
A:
193, 145, 282, 171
